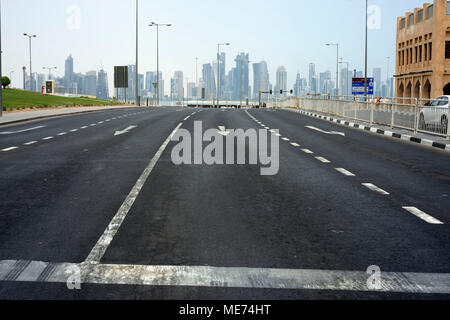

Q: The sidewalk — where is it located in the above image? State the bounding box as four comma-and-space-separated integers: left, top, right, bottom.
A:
0, 105, 140, 126
282, 107, 450, 153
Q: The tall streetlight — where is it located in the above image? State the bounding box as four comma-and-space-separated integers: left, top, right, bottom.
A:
216, 43, 230, 108
339, 58, 350, 96
135, 0, 139, 106
149, 22, 172, 106
195, 57, 199, 108
23, 33, 37, 92
364, 0, 368, 99
326, 43, 339, 97
0, 2, 2, 117
43, 66, 57, 80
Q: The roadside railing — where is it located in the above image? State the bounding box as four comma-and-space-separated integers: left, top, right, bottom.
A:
269, 96, 450, 140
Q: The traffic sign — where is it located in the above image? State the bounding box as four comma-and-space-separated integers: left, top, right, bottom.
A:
352, 78, 374, 95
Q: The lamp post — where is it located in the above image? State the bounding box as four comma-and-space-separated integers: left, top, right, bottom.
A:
216, 43, 230, 108
195, 57, 199, 108
149, 22, 172, 106
135, 0, 139, 106
326, 43, 339, 98
23, 33, 37, 92
364, 0, 368, 99
43, 66, 57, 80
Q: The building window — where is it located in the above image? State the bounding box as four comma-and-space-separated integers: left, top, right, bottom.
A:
408, 14, 414, 27
447, 1, 450, 16
415, 47, 418, 63
424, 44, 428, 61
410, 48, 413, 64
446, 42, 450, 59
418, 9, 424, 22
419, 45, 422, 62
401, 18, 406, 29
427, 5, 434, 19
429, 43, 432, 61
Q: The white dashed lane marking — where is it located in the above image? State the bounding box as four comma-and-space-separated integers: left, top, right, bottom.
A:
57, 132, 67, 136
290, 143, 300, 147
1, 147, 18, 152
362, 183, 390, 195
24, 141, 37, 146
335, 168, 355, 177
42, 137, 54, 141
315, 157, 331, 163
403, 207, 444, 225
301, 149, 314, 154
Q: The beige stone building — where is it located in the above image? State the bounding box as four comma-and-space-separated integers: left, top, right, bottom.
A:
395, 0, 450, 101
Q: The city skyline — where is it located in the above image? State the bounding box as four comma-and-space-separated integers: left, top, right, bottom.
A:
2, 0, 427, 98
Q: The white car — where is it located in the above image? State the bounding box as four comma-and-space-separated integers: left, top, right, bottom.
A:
419, 95, 449, 134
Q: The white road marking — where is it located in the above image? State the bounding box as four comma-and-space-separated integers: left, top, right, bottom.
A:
306, 126, 346, 137
403, 207, 444, 225
90, 124, 97, 127
0, 126, 46, 135
1, 260, 450, 294
291, 143, 300, 147
335, 168, 355, 177
301, 149, 314, 154
114, 125, 138, 136
1, 146, 18, 152
315, 157, 331, 163
70, 129, 78, 132
81, 126, 88, 129
218, 126, 231, 137
24, 141, 38, 146
184, 116, 190, 121
275, 133, 281, 137
57, 132, 67, 136
98, 121, 104, 124
85, 123, 183, 263
282, 137, 290, 141
42, 137, 54, 140
362, 183, 390, 195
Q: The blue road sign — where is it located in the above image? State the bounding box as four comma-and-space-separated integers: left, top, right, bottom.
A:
352, 78, 374, 95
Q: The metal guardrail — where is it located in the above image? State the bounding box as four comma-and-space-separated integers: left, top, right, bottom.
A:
269, 96, 450, 140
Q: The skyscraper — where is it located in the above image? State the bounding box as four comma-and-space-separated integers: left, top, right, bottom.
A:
85, 71, 97, 97
233, 53, 249, 101
64, 55, 74, 93
253, 61, 270, 101
96, 69, 109, 100
275, 66, 288, 98
213, 52, 226, 99
309, 63, 316, 94
171, 71, 184, 102
202, 63, 216, 100
373, 67, 382, 97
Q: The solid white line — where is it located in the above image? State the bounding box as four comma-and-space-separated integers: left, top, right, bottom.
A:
1, 260, 450, 294
1, 146, 18, 152
362, 183, 390, 195
315, 157, 331, 163
24, 141, 38, 146
301, 149, 314, 154
335, 168, 355, 177
85, 122, 184, 263
42, 137, 54, 140
403, 207, 444, 225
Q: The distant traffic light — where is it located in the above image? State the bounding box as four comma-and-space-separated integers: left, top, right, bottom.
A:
290, 90, 293, 94
270, 90, 273, 95
280, 90, 283, 95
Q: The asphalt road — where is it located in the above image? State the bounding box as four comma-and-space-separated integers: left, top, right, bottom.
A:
0, 107, 449, 300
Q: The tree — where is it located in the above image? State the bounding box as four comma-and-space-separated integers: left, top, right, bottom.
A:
2, 76, 11, 89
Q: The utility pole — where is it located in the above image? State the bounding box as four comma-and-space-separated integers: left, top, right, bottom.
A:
43, 66, 57, 80
326, 43, 339, 97
22, 67, 26, 90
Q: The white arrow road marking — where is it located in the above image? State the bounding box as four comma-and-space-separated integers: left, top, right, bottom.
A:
114, 125, 138, 137
218, 126, 231, 136
0, 126, 46, 135
306, 126, 346, 137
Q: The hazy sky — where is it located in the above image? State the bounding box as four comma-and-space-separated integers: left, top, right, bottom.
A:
2, 0, 428, 95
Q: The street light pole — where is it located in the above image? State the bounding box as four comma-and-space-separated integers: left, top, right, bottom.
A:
23, 33, 37, 92
326, 43, 339, 98
136, 0, 139, 106
195, 57, 199, 108
216, 43, 230, 108
364, 0, 368, 99
149, 22, 172, 106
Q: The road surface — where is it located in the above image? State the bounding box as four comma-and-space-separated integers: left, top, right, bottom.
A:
0, 107, 449, 299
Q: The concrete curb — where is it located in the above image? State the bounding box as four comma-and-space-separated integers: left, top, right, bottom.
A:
0, 106, 143, 127
284, 108, 450, 153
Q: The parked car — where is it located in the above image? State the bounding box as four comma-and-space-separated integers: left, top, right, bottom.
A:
419, 95, 449, 134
